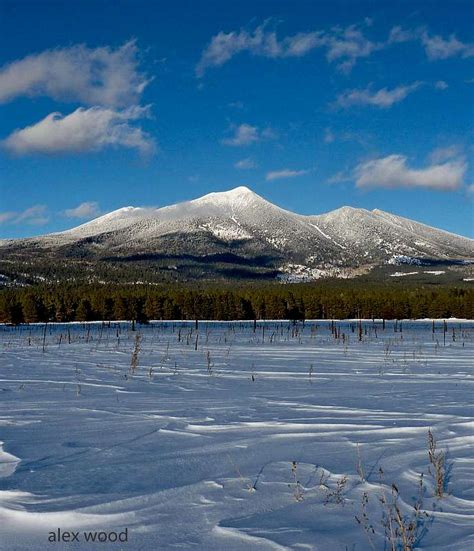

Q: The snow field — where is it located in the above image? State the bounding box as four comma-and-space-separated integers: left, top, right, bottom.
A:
0, 321, 473, 550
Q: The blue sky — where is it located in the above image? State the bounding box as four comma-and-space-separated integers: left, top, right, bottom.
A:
0, 0, 473, 238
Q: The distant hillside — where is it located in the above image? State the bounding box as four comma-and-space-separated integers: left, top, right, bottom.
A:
1, 187, 472, 286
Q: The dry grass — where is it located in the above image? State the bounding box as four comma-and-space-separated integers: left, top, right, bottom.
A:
290, 461, 304, 502
428, 429, 446, 498
357, 475, 430, 551
130, 333, 142, 373
324, 475, 348, 505
379, 479, 429, 551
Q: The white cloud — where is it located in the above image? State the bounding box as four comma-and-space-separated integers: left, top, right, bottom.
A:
196, 24, 323, 76
434, 80, 449, 90
196, 22, 379, 76
388, 26, 418, 44
466, 184, 474, 196
234, 157, 257, 169
222, 124, 259, 146
64, 201, 101, 219
0, 41, 149, 107
335, 82, 422, 109
197, 22, 474, 77
16, 205, 49, 225
282, 31, 325, 57
355, 154, 466, 191
265, 168, 309, 181
327, 170, 351, 185
2, 105, 155, 156
429, 145, 463, 164
196, 25, 278, 76
0, 205, 49, 226
388, 26, 474, 61
222, 123, 275, 146
421, 31, 474, 60
0, 211, 16, 224
323, 25, 382, 74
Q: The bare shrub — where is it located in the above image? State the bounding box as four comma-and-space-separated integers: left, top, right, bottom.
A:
130, 333, 142, 373
206, 350, 213, 375
379, 479, 429, 551
355, 492, 376, 551
324, 474, 347, 505
356, 443, 365, 482
289, 461, 304, 502
356, 475, 430, 551
428, 429, 446, 498
227, 454, 254, 492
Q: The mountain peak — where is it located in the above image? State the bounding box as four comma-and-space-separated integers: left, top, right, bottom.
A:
199, 186, 256, 200
192, 186, 262, 208
225, 185, 254, 195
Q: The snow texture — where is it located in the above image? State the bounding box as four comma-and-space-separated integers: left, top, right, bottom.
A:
0, 320, 473, 550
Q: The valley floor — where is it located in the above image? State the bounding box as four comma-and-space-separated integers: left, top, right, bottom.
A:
0, 321, 473, 550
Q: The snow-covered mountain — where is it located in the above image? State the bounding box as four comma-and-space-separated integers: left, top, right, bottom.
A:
1, 186, 472, 282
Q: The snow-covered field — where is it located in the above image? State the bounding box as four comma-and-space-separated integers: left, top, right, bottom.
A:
0, 321, 473, 550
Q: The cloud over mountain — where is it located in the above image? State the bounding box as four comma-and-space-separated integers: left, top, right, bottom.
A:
0, 205, 49, 226
64, 202, 101, 219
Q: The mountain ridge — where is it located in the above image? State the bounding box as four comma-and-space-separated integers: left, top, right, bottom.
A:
2, 185, 471, 241
1, 186, 472, 284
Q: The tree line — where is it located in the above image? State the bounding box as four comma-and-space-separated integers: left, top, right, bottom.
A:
0, 283, 472, 324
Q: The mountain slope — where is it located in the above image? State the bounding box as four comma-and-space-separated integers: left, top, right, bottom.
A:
1, 186, 472, 284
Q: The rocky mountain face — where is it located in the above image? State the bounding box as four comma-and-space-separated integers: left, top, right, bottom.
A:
1, 186, 472, 283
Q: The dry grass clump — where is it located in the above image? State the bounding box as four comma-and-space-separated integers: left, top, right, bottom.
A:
290, 461, 304, 502
428, 428, 446, 498
356, 476, 430, 551
130, 333, 142, 373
